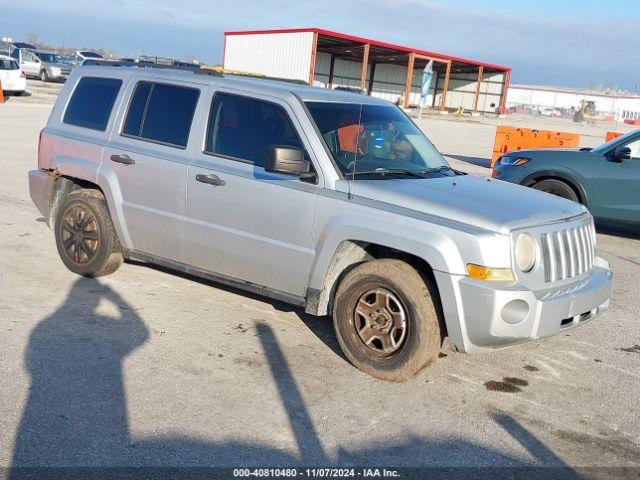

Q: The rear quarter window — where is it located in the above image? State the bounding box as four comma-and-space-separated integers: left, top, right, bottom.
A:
0, 59, 19, 70
63, 77, 123, 131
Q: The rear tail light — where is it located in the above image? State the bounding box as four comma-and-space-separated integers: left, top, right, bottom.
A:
37, 129, 44, 168
20, 71, 26, 78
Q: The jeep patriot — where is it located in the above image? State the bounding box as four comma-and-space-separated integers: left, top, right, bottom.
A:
28, 65, 613, 381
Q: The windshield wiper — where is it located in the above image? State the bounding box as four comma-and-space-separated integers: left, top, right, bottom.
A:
351, 168, 429, 179
421, 166, 452, 173
421, 165, 467, 176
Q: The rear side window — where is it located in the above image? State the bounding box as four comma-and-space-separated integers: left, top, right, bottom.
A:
122, 82, 199, 148
205, 93, 302, 167
63, 77, 122, 131
0, 60, 18, 70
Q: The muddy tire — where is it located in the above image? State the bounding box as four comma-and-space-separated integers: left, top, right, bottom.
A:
531, 179, 579, 202
54, 189, 123, 277
333, 259, 442, 382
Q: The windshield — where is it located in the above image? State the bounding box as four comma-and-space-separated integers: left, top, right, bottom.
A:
37, 53, 66, 63
305, 102, 449, 178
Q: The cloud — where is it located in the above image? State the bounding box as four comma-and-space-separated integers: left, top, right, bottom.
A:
6, 0, 638, 88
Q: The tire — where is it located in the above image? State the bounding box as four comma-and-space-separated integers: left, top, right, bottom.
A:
54, 189, 123, 277
332, 259, 442, 382
40, 70, 48, 82
531, 179, 579, 202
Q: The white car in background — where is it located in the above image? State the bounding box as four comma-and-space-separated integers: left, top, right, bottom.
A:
72, 50, 104, 65
0, 55, 27, 96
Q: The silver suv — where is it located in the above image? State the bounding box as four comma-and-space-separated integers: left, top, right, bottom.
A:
28, 65, 612, 381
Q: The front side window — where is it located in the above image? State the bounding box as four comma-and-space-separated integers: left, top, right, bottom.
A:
121, 82, 199, 148
23, 51, 38, 62
205, 93, 303, 167
305, 102, 450, 179
63, 77, 123, 131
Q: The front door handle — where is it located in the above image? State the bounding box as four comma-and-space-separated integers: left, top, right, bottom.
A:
111, 154, 135, 165
196, 173, 225, 187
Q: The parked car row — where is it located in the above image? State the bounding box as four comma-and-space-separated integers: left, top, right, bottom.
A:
0, 41, 107, 87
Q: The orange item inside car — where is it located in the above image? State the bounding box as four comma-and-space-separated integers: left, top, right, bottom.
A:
337, 124, 364, 153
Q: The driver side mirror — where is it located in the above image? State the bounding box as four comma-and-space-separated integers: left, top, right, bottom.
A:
608, 146, 632, 163
265, 146, 316, 183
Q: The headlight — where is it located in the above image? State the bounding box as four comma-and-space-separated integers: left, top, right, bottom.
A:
515, 233, 537, 272
50, 67, 61, 75
500, 156, 531, 166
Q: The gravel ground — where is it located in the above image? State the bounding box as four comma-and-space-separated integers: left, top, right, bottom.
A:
1, 90, 639, 475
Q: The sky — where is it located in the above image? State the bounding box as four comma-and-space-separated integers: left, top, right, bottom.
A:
2, 0, 639, 89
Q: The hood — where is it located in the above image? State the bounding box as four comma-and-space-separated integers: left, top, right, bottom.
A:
42, 61, 74, 68
351, 175, 586, 234
504, 148, 588, 156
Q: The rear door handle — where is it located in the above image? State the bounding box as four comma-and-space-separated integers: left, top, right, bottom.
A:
111, 154, 135, 165
196, 173, 225, 187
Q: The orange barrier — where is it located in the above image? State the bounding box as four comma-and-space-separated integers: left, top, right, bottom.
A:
0, 80, 4, 104
491, 126, 580, 167
605, 131, 623, 142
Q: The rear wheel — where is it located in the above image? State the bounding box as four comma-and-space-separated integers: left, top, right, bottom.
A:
54, 189, 123, 277
531, 179, 579, 202
332, 259, 442, 382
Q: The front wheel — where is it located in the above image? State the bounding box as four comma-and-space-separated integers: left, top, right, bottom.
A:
531, 179, 579, 202
40, 70, 49, 82
333, 259, 442, 382
54, 189, 123, 277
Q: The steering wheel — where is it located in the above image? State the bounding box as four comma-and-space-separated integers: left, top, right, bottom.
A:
344, 154, 377, 173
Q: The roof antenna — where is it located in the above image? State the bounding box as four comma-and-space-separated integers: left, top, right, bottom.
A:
348, 104, 363, 200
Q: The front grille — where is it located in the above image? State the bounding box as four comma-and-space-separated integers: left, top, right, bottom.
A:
541, 219, 595, 283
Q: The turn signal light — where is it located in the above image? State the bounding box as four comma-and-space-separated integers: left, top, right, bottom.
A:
466, 264, 515, 282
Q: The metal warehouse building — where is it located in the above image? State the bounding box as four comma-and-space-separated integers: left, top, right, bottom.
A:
223, 28, 511, 114
507, 84, 640, 122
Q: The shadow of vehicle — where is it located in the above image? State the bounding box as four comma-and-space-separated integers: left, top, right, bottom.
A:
595, 219, 640, 240
444, 154, 492, 169
125, 259, 347, 361
9, 278, 582, 479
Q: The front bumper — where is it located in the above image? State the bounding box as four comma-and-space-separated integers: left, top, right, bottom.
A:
28, 169, 54, 226
436, 257, 612, 353
46, 70, 70, 81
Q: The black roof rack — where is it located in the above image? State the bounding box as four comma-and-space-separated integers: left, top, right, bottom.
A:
81, 59, 310, 86
82, 59, 220, 76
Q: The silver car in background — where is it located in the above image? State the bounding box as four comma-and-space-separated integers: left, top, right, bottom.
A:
28, 65, 612, 381
33, 51, 73, 82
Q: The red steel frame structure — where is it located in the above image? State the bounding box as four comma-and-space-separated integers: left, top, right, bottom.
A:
224, 28, 512, 113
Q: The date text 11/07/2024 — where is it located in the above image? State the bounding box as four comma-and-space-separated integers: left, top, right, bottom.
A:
232, 468, 400, 477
